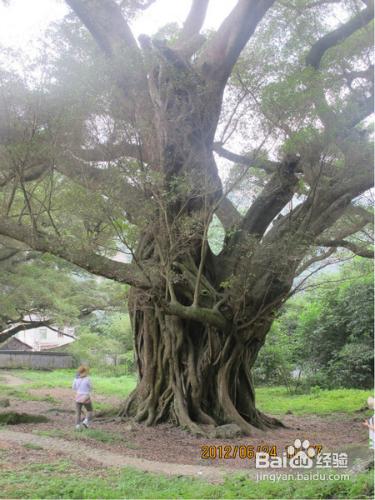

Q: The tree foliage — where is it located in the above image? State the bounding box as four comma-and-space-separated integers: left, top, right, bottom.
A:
0, 249, 128, 343
68, 312, 134, 374
255, 259, 374, 390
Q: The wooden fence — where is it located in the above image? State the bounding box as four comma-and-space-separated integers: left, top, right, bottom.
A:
0, 351, 74, 369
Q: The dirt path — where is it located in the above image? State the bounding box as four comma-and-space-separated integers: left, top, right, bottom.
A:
0, 371, 28, 386
0, 429, 230, 482
0, 371, 371, 478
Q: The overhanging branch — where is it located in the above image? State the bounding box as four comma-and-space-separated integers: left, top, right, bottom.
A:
56, 154, 144, 220
164, 302, 228, 331
296, 248, 336, 275
343, 95, 374, 131
344, 65, 374, 87
66, 0, 139, 56
213, 143, 280, 174
173, 0, 209, 57
198, 0, 276, 83
65, 0, 148, 100
71, 141, 147, 163
180, 0, 210, 41
306, 1, 374, 69
0, 163, 51, 188
241, 155, 300, 237
215, 197, 242, 231
0, 217, 149, 288
0, 321, 52, 344
317, 238, 374, 258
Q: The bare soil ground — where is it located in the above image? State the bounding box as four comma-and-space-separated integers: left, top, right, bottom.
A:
0, 370, 371, 479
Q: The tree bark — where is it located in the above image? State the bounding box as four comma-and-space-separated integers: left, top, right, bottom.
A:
121, 224, 282, 435
120, 250, 283, 437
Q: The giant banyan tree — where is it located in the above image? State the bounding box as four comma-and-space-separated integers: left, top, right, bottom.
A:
0, 0, 373, 435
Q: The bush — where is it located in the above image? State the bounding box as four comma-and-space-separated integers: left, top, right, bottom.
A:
68, 313, 135, 376
255, 259, 374, 392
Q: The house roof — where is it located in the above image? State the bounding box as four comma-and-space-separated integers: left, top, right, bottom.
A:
0, 336, 34, 350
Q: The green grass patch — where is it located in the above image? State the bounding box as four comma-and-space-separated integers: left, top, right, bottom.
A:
0, 384, 54, 402
14, 369, 77, 389
23, 443, 43, 451
0, 412, 49, 425
94, 401, 113, 412
76, 428, 119, 443
34, 428, 120, 444
17, 370, 136, 398
46, 407, 75, 414
0, 462, 372, 499
27, 460, 73, 473
4, 370, 370, 416
33, 429, 67, 439
41, 395, 59, 404
256, 386, 370, 415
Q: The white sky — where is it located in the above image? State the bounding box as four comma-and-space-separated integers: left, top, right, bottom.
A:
0, 0, 238, 50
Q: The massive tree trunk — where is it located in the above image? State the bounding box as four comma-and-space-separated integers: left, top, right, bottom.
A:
120, 211, 287, 435
122, 287, 281, 436
113, 48, 286, 434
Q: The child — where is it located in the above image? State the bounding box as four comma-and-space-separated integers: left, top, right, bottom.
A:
72, 365, 93, 430
363, 396, 375, 449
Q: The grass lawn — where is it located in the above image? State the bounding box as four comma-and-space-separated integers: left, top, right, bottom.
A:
256, 386, 370, 415
11, 370, 370, 416
0, 383, 59, 403
16, 369, 136, 398
0, 461, 372, 499
0, 369, 373, 499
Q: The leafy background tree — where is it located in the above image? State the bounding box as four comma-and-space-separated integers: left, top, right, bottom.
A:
0, 246, 128, 343
254, 258, 374, 391
68, 312, 134, 374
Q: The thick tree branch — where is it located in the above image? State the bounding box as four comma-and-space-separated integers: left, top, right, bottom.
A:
317, 238, 374, 258
66, 0, 139, 56
280, 0, 341, 9
305, 1, 374, 69
72, 141, 147, 163
0, 163, 51, 188
0, 320, 77, 345
343, 95, 374, 131
215, 197, 242, 231
56, 154, 144, 220
320, 203, 373, 242
263, 158, 373, 259
121, 0, 157, 10
241, 155, 300, 237
296, 248, 337, 275
349, 205, 374, 225
173, 0, 209, 57
0, 217, 149, 288
213, 143, 280, 174
0, 321, 52, 345
180, 0, 210, 41
0, 247, 19, 262
65, 0, 148, 100
198, 0, 276, 83
344, 65, 374, 87
164, 302, 228, 331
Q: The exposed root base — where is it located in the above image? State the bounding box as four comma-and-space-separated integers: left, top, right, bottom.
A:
125, 283, 285, 438
119, 395, 284, 437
